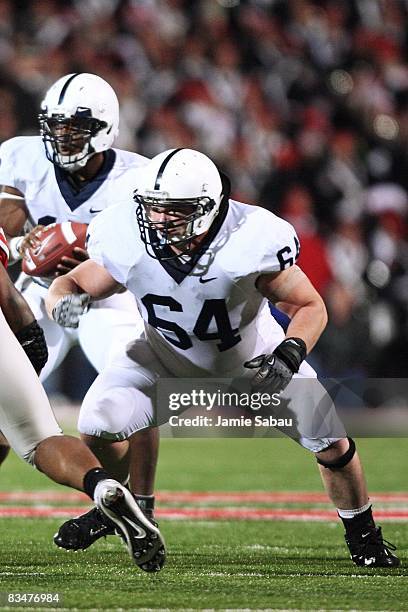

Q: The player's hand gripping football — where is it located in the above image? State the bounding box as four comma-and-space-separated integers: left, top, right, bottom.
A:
244, 337, 307, 393
52, 293, 91, 328
18, 225, 45, 259
55, 247, 89, 276
19, 224, 89, 275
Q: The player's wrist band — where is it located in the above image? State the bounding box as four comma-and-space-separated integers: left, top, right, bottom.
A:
8, 236, 24, 262
274, 337, 307, 373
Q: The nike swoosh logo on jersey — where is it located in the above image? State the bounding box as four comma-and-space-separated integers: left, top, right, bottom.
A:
89, 208, 103, 214
199, 277, 217, 284
122, 516, 147, 539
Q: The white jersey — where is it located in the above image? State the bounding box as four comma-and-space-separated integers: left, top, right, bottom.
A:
0, 136, 148, 226
87, 198, 300, 377
0, 136, 148, 379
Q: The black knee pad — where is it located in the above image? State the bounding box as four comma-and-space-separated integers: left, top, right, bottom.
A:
316, 437, 356, 469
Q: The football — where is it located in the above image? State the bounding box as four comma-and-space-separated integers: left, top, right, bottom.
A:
22, 222, 87, 277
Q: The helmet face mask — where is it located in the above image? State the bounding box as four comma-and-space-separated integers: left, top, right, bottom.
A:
39, 113, 108, 171
135, 193, 218, 259
133, 149, 224, 261
39, 73, 119, 173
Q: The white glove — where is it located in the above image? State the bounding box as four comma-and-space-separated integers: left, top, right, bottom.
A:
52, 293, 90, 328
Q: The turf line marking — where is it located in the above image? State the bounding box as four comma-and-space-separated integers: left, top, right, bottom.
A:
0, 506, 407, 521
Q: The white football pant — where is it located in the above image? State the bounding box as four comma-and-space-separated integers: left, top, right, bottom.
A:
0, 308, 62, 464
79, 334, 345, 452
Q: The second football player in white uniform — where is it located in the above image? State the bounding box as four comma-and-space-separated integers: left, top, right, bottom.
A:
46, 148, 399, 568
0, 73, 147, 376
0, 73, 159, 549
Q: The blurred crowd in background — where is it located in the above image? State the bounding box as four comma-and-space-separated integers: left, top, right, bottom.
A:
1, 0, 408, 395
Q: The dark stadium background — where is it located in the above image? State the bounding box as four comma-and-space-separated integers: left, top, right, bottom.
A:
1, 0, 407, 400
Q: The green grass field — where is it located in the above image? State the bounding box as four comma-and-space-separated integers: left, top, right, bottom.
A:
0, 437, 407, 611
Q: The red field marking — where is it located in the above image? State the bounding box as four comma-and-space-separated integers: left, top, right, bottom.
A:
0, 506, 407, 521
158, 492, 408, 504
0, 506, 88, 518
1, 491, 408, 503
159, 508, 408, 521
0, 491, 88, 502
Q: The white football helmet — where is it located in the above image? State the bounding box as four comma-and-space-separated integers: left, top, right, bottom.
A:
134, 148, 225, 259
39, 73, 119, 172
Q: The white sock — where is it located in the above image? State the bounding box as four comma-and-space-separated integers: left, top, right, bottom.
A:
337, 501, 371, 519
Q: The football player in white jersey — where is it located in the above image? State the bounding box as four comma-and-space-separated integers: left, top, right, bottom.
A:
0, 228, 165, 572
46, 148, 399, 568
0, 73, 159, 551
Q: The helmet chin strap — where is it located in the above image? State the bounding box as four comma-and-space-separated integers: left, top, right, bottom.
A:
59, 150, 96, 173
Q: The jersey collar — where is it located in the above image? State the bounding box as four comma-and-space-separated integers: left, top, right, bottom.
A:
150, 199, 229, 284
54, 149, 116, 212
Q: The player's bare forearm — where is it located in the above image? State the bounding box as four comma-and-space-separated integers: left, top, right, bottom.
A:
45, 259, 121, 319
0, 264, 35, 333
0, 186, 29, 237
284, 302, 327, 351
257, 265, 327, 352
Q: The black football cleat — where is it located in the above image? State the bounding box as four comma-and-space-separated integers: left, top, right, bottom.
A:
54, 507, 115, 551
345, 526, 400, 567
95, 480, 166, 572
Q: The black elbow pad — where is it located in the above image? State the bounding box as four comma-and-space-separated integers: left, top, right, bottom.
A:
15, 321, 48, 375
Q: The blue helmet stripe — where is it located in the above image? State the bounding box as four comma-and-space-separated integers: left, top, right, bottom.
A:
154, 148, 184, 190
58, 73, 81, 104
